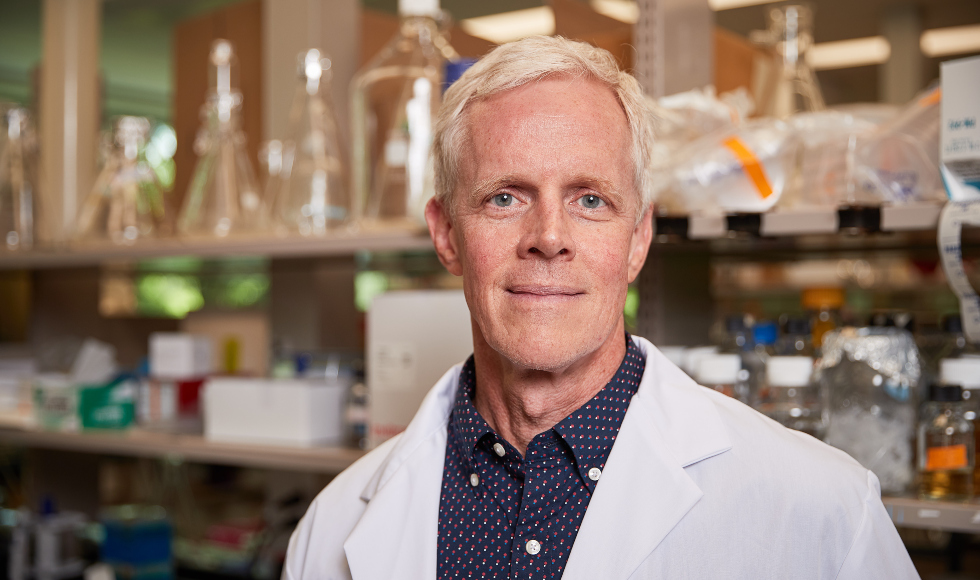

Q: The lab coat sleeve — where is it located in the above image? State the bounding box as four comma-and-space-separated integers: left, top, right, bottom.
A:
835, 471, 920, 580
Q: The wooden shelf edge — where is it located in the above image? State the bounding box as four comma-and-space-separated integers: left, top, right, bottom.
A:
0, 227, 434, 270
0, 427, 367, 474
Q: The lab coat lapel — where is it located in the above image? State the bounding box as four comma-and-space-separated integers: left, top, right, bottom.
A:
563, 337, 733, 580
343, 366, 461, 580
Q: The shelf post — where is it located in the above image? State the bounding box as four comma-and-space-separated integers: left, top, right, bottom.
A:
38, 0, 102, 244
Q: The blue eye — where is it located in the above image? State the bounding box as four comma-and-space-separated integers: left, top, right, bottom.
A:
492, 193, 514, 207
579, 194, 605, 209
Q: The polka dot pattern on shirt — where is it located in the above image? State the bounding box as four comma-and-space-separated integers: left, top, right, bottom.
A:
437, 334, 645, 579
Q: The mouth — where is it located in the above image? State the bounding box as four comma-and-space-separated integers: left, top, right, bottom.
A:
506, 285, 585, 298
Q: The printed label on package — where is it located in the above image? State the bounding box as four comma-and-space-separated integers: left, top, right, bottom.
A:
938, 201, 980, 344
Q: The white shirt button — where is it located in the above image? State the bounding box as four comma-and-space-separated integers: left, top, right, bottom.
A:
525, 539, 541, 555
588, 467, 602, 481
469, 473, 480, 487
493, 443, 506, 457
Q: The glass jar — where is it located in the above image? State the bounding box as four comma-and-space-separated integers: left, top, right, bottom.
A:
918, 384, 974, 501
755, 355, 827, 438
802, 287, 844, 353
940, 357, 980, 495
775, 317, 813, 356
695, 353, 748, 403
820, 327, 920, 494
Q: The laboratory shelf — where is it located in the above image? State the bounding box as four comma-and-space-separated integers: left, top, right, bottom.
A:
0, 426, 367, 474
0, 224, 433, 270
884, 496, 980, 534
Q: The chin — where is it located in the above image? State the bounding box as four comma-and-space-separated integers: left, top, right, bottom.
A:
487, 322, 610, 372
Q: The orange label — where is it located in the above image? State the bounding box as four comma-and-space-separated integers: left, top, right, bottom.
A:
926, 444, 968, 471
723, 137, 774, 199
918, 88, 941, 107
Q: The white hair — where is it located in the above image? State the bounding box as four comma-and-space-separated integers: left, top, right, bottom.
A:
433, 36, 657, 216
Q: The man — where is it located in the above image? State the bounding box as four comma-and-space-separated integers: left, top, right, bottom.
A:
284, 37, 918, 579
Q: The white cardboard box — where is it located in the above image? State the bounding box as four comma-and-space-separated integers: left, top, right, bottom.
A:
203, 377, 347, 447
367, 290, 473, 447
150, 333, 212, 380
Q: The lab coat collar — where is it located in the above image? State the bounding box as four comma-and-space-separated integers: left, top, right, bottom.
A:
344, 336, 733, 580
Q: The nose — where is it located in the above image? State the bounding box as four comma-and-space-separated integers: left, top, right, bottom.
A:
519, 195, 575, 260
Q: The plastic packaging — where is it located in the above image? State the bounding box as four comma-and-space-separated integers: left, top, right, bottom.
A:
178, 40, 264, 237
0, 107, 38, 251
269, 49, 349, 236
750, 4, 825, 119
667, 119, 797, 214
820, 327, 920, 494
918, 384, 974, 501
351, 0, 458, 225
75, 117, 170, 244
854, 87, 945, 205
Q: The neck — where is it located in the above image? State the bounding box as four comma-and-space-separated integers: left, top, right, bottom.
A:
471, 321, 628, 456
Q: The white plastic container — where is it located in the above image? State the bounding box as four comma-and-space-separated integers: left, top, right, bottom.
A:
149, 333, 212, 380
203, 377, 347, 447
695, 353, 747, 402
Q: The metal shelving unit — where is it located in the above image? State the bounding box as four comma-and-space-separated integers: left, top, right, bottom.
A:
884, 496, 980, 534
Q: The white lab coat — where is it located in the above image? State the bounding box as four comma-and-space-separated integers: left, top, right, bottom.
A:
284, 336, 919, 579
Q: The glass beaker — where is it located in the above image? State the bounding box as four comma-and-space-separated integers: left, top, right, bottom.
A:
351, 0, 459, 226
269, 49, 349, 236
0, 107, 38, 251
751, 4, 825, 119
178, 39, 264, 238
75, 117, 170, 245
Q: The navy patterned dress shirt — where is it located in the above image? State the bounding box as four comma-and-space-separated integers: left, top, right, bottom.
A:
437, 334, 646, 579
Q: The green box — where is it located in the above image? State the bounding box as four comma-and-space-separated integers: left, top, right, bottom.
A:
79, 379, 136, 430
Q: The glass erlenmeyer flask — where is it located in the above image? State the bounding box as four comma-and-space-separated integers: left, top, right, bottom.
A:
178, 39, 263, 238
75, 116, 169, 245
351, 0, 458, 226
270, 49, 349, 236
752, 5, 825, 119
0, 107, 38, 251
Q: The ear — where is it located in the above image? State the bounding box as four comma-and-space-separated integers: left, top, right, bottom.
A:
425, 197, 464, 276
627, 206, 654, 283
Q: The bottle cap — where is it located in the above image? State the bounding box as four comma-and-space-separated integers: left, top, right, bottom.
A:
766, 356, 814, 387
930, 383, 963, 402
941, 358, 980, 389
399, 0, 440, 17
943, 314, 963, 334
725, 314, 748, 333
658, 346, 687, 369
783, 317, 810, 335
753, 321, 778, 346
802, 288, 844, 310
683, 346, 719, 375
696, 354, 741, 385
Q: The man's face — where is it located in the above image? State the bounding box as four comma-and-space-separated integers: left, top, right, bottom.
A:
427, 76, 652, 372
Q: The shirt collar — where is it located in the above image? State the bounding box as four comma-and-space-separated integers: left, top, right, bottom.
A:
448, 334, 645, 476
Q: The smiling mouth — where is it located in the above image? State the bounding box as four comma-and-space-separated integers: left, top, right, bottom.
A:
507, 285, 584, 297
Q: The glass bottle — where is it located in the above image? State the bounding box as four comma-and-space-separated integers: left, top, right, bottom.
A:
696, 353, 748, 403
775, 317, 813, 356
75, 117, 170, 245
178, 39, 264, 237
751, 4, 825, 119
918, 384, 974, 501
718, 314, 754, 354
0, 107, 38, 251
940, 358, 980, 494
269, 49, 349, 236
351, 0, 458, 226
755, 355, 827, 438
802, 287, 844, 353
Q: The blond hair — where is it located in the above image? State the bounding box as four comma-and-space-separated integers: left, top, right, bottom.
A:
432, 36, 656, 215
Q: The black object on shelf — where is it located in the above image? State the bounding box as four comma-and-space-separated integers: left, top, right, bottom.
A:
838, 206, 881, 233
727, 213, 762, 237
654, 216, 689, 240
